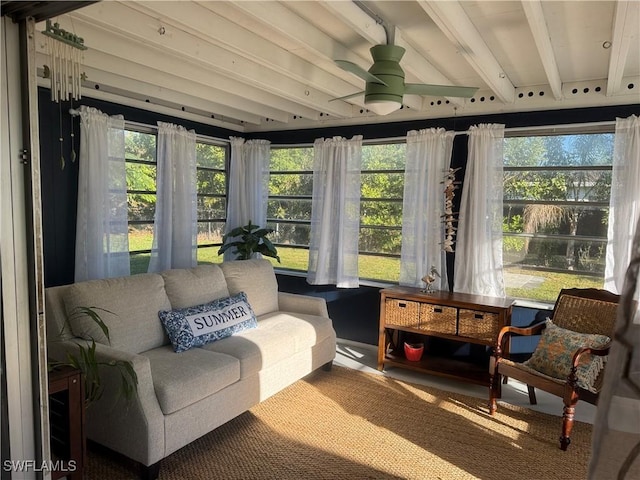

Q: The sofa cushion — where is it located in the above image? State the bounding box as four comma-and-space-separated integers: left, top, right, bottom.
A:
524, 319, 610, 392
220, 259, 278, 317
161, 265, 229, 309
158, 292, 258, 353
64, 273, 171, 354
141, 346, 240, 414
202, 311, 335, 378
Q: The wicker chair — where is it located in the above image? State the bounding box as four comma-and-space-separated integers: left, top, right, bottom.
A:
488, 288, 620, 450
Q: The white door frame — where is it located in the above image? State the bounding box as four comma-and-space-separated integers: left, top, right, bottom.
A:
1, 16, 50, 480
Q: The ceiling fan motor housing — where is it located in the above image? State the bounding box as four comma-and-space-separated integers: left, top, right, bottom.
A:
365, 44, 406, 104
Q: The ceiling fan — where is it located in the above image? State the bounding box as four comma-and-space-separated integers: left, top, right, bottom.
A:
333, 44, 479, 115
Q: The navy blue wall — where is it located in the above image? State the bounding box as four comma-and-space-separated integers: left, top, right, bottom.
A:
38, 88, 638, 348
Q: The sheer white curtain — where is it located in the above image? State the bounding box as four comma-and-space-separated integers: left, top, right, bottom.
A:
148, 122, 197, 272
226, 137, 270, 230
399, 128, 454, 288
75, 106, 129, 281
454, 124, 506, 297
605, 115, 640, 294
225, 137, 271, 259
307, 135, 362, 288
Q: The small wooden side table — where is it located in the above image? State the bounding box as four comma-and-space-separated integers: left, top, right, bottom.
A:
48, 365, 85, 480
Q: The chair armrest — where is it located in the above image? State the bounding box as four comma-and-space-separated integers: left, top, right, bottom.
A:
278, 292, 329, 317
572, 341, 612, 368
496, 321, 547, 351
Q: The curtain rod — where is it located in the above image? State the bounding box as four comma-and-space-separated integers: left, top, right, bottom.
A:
354, 120, 616, 144
506, 120, 615, 133
70, 107, 615, 147
272, 119, 616, 148
68, 108, 231, 144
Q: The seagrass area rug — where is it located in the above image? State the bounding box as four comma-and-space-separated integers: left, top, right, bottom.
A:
86, 366, 593, 480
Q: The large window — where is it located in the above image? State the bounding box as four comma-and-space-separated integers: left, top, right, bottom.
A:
124, 129, 227, 274
503, 133, 614, 303
359, 143, 405, 282
195, 141, 227, 264
125, 129, 157, 273
267, 143, 405, 282
267, 147, 313, 271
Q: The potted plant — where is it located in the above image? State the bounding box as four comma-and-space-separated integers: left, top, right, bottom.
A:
218, 220, 280, 263
48, 306, 138, 406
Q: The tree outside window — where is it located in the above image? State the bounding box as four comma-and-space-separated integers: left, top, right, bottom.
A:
503, 133, 613, 303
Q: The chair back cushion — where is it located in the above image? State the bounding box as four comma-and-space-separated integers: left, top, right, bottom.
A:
552, 289, 619, 337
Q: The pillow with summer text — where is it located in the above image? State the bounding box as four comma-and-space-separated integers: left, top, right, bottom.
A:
158, 292, 257, 353
523, 319, 610, 393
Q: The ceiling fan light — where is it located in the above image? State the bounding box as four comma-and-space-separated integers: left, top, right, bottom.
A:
366, 100, 402, 115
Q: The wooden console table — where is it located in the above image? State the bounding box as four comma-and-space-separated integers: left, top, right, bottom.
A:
48, 365, 85, 480
378, 287, 514, 385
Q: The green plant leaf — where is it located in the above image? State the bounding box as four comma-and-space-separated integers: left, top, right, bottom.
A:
224, 225, 247, 238
65, 306, 114, 344
217, 240, 244, 255
51, 307, 138, 407
217, 221, 279, 262
252, 228, 274, 238
80, 307, 111, 343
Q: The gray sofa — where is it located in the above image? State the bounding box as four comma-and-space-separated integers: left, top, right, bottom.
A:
45, 259, 336, 479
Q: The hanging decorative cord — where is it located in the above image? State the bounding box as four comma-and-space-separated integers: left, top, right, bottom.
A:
69, 99, 77, 164
58, 102, 65, 170
42, 20, 87, 169
441, 167, 461, 252
42, 20, 87, 103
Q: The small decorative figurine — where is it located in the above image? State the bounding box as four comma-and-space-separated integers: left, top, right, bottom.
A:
421, 266, 440, 293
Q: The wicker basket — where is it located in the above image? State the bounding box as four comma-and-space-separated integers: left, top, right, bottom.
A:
418, 304, 457, 335
385, 299, 421, 328
458, 309, 500, 342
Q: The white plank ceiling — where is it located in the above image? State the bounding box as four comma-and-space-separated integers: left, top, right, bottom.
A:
35, 0, 640, 132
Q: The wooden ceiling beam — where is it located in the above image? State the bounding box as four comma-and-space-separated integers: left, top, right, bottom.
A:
128, 1, 362, 104
521, 0, 563, 101
56, 13, 319, 122
607, 0, 639, 96
36, 49, 266, 126
69, 3, 352, 118
417, 0, 516, 104
228, 1, 375, 109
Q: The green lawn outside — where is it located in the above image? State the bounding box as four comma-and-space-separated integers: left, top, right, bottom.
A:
128, 232, 602, 304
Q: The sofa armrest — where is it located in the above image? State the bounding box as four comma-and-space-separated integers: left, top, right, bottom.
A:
47, 340, 165, 466
278, 292, 329, 317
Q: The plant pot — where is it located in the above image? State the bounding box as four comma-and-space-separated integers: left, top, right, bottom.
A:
404, 342, 424, 362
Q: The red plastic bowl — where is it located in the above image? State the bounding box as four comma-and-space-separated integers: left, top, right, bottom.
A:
404, 342, 424, 362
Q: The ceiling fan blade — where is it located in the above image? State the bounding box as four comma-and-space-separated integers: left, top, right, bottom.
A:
404, 83, 478, 98
329, 91, 365, 102
335, 60, 388, 86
